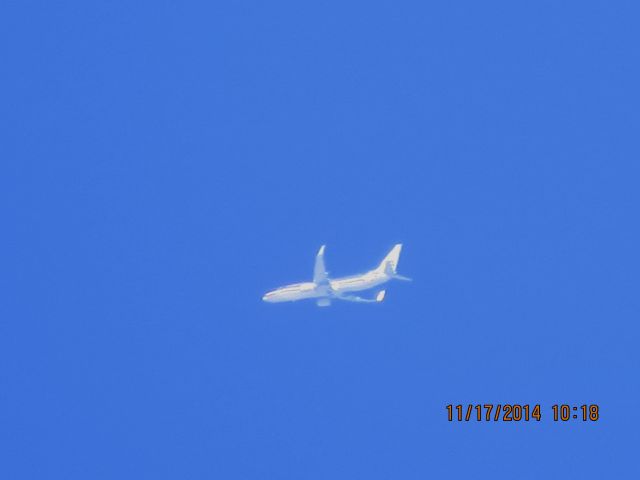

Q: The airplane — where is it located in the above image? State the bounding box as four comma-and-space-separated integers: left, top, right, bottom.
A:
262, 244, 410, 306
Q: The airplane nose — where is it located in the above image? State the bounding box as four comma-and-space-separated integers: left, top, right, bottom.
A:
263, 290, 280, 302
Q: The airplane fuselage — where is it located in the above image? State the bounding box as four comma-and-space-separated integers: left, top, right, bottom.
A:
262, 270, 389, 303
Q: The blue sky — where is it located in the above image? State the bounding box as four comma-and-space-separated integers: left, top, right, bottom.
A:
2, 1, 639, 478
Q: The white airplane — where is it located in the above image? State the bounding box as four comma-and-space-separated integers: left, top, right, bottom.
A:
262, 244, 410, 306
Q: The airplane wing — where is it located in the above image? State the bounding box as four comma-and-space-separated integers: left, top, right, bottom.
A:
336, 290, 386, 303
313, 245, 329, 285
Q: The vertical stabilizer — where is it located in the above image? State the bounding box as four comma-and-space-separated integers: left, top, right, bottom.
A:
376, 244, 402, 274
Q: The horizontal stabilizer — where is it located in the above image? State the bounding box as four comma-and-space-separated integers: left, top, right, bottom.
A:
393, 274, 412, 282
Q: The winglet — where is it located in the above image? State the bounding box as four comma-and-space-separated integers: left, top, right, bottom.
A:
313, 245, 329, 284
376, 290, 386, 302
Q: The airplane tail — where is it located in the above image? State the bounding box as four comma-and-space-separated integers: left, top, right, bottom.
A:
376, 244, 411, 281
376, 244, 402, 274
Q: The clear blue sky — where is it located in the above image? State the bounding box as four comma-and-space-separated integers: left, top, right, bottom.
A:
2, 1, 639, 478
